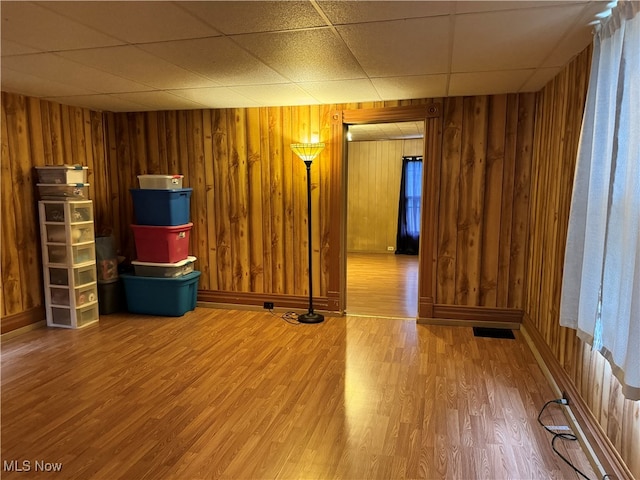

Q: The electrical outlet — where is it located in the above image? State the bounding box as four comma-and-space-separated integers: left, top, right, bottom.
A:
561, 391, 570, 405
263, 302, 274, 310
387, 246, 395, 251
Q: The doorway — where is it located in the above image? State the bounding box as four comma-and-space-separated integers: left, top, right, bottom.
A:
326, 103, 442, 319
345, 122, 424, 318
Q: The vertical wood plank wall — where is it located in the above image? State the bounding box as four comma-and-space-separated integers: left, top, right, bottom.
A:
346, 138, 422, 253
525, 46, 639, 479
0, 92, 109, 333
437, 94, 535, 308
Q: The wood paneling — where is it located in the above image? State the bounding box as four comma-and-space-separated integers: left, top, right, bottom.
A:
525, 45, 639, 479
0, 93, 107, 329
437, 93, 535, 309
346, 139, 422, 253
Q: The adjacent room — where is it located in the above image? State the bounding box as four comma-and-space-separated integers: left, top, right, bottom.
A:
1, 1, 638, 479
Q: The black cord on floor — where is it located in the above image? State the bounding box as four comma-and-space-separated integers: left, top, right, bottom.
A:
537, 399, 614, 480
267, 308, 300, 325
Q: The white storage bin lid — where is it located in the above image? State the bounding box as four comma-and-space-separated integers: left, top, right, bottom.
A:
131, 255, 196, 267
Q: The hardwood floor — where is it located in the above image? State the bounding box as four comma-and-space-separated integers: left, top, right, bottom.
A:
347, 252, 419, 318
1, 309, 596, 479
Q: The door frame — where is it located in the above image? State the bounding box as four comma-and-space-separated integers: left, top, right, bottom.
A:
327, 103, 443, 319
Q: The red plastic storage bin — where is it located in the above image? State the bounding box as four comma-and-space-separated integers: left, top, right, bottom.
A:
131, 223, 192, 263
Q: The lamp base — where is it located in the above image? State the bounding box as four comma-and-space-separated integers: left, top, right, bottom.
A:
298, 312, 324, 324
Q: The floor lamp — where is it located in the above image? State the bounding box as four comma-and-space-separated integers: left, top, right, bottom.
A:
290, 142, 325, 324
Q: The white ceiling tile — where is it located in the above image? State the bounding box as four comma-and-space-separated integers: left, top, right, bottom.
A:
1, 39, 41, 55
230, 83, 320, 107
40, 1, 221, 44
2, 53, 152, 93
1, 1, 123, 51
521, 67, 563, 91
337, 16, 451, 77
57, 46, 216, 89
371, 75, 448, 100
448, 70, 534, 96
1, 68, 97, 98
138, 37, 288, 86
298, 79, 381, 104
167, 87, 258, 109
234, 28, 366, 82
113, 91, 205, 110
452, 4, 588, 72
542, 3, 601, 67
42, 94, 150, 112
180, 1, 326, 35
319, 1, 453, 23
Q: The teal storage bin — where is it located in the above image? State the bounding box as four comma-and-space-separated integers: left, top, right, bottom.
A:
120, 271, 200, 316
129, 188, 192, 226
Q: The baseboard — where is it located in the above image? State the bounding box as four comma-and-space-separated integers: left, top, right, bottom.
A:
197, 290, 334, 312
418, 304, 523, 326
1, 306, 45, 334
521, 314, 634, 480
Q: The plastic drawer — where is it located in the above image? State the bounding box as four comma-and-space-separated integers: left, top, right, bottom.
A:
45, 224, 94, 244
37, 183, 90, 200
47, 244, 96, 265
48, 264, 97, 286
50, 303, 98, 328
35, 165, 88, 184
42, 202, 93, 223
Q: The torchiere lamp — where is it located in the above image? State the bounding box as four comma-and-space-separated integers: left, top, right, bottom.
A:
290, 142, 325, 324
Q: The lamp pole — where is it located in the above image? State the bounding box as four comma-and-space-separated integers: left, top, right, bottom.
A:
290, 142, 325, 324
298, 159, 323, 323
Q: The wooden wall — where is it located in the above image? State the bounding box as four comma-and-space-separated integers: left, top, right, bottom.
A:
346, 138, 422, 253
436, 94, 535, 309
103, 95, 535, 313
0, 92, 109, 333
525, 46, 640, 479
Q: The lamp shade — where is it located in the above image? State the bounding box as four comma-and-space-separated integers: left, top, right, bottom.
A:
290, 143, 325, 162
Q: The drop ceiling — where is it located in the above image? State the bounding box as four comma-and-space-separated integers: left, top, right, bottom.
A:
1, 1, 609, 112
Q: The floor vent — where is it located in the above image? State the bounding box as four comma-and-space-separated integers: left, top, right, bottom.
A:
473, 327, 516, 339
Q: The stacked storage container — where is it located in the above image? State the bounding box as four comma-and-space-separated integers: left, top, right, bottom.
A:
121, 175, 200, 316
36, 165, 99, 329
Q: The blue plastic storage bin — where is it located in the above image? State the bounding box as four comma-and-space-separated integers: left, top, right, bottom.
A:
130, 188, 192, 226
120, 270, 200, 316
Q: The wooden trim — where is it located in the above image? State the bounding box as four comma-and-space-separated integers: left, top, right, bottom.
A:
342, 104, 441, 124
425, 304, 523, 324
334, 103, 443, 322
328, 110, 346, 312
522, 314, 634, 480
418, 115, 443, 318
1, 306, 45, 334
197, 290, 334, 311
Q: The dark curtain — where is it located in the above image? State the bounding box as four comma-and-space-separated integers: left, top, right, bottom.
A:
396, 156, 423, 255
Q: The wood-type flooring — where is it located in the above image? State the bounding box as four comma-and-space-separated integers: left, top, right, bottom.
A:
1, 306, 596, 479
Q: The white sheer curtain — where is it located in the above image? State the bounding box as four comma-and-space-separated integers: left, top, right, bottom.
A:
560, 0, 640, 401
